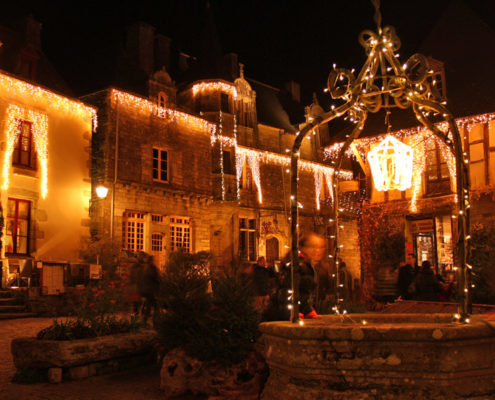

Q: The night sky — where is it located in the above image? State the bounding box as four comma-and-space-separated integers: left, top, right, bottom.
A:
2, 0, 495, 104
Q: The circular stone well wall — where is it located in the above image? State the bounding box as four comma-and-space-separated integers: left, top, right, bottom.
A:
260, 314, 495, 399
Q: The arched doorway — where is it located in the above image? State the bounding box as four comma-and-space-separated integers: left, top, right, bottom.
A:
265, 237, 279, 267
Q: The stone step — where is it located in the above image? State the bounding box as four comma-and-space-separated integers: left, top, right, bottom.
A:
0, 305, 26, 313
0, 312, 37, 320
0, 290, 12, 298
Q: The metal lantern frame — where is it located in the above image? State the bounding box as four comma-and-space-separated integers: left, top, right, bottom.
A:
289, 3, 470, 323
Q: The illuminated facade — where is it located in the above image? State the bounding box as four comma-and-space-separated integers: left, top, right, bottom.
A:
0, 71, 95, 288
85, 68, 351, 270
324, 114, 495, 278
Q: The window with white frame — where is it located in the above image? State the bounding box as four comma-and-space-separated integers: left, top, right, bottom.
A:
153, 148, 168, 182
122, 211, 145, 252
239, 218, 257, 261
151, 233, 164, 252
170, 217, 191, 253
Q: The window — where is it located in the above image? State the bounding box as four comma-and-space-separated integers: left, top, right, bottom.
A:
12, 120, 36, 169
123, 211, 145, 252
151, 233, 164, 252
170, 217, 191, 253
221, 93, 230, 113
151, 214, 164, 224
5, 198, 31, 255
239, 218, 257, 261
222, 150, 233, 175
425, 140, 450, 194
152, 148, 168, 182
157, 91, 167, 108
240, 163, 253, 190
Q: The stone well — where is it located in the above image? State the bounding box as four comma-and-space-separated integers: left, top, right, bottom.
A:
259, 314, 495, 399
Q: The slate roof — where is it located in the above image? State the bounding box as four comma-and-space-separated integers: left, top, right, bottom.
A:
248, 78, 303, 133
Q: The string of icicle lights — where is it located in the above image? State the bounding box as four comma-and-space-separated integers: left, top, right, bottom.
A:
323, 112, 495, 212
111, 89, 217, 134
323, 112, 495, 161
2, 104, 48, 198
235, 144, 352, 206
0, 72, 97, 130
192, 81, 238, 100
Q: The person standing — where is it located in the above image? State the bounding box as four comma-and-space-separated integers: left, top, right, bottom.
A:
412, 260, 442, 301
397, 254, 415, 300
294, 233, 326, 319
253, 256, 272, 310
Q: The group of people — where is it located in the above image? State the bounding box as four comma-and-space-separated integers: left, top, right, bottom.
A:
397, 254, 455, 302
245, 232, 352, 320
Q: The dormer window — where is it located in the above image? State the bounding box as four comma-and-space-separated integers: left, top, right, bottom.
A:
426, 57, 446, 101
157, 91, 167, 108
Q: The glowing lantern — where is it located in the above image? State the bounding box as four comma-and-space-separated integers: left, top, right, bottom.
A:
367, 135, 413, 191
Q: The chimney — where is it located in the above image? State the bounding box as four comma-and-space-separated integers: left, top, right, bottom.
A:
23, 15, 42, 50
154, 34, 171, 72
223, 52, 239, 79
126, 22, 155, 76
284, 80, 301, 103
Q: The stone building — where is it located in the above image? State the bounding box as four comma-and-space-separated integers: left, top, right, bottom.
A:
83, 63, 353, 272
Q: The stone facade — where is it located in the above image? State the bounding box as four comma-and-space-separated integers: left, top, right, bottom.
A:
85, 75, 357, 275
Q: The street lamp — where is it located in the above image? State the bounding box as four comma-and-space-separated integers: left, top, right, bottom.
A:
96, 185, 109, 199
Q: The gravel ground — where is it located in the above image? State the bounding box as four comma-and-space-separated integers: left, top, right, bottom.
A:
0, 317, 203, 400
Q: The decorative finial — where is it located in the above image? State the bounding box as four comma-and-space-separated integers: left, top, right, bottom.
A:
239, 63, 245, 79
371, 0, 382, 33
312, 92, 319, 105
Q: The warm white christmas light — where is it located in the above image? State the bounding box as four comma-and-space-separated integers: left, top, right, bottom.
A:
2, 105, 49, 198
368, 135, 413, 191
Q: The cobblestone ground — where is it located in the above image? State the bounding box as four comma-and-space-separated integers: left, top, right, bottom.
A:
0, 317, 203, 400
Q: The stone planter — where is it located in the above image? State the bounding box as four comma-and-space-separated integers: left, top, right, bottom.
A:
160, 348, 268, 399
260, 314, 495, 399
11, 329, 157, 383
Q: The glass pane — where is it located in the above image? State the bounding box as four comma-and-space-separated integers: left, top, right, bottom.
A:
440, 163, 449, 179
161, 171, 167, 181
6, 218, 15, 235
248, 219, 256, 229
18, 201, 29, 218
17, 236, 28, 254
239, 218, 246, 229
7, 200, 15, 217
161, 160, 167, 170
161, 150, 167, 160
153, 169, 158, 179
153, 148, 158, 158
20, 151, 29, 165
17, 220, 29, 236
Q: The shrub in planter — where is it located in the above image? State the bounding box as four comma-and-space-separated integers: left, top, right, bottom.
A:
155, 251, 266, 398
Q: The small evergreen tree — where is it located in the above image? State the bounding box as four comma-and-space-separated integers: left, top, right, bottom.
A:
155, 251, 260, 366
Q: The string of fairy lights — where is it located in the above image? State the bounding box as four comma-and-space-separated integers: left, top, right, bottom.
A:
0, 73, 97, 130
323, 113, 495, 212
192, 81, 238, 100
111, 89, 216, 134
2, 104, 49, 198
